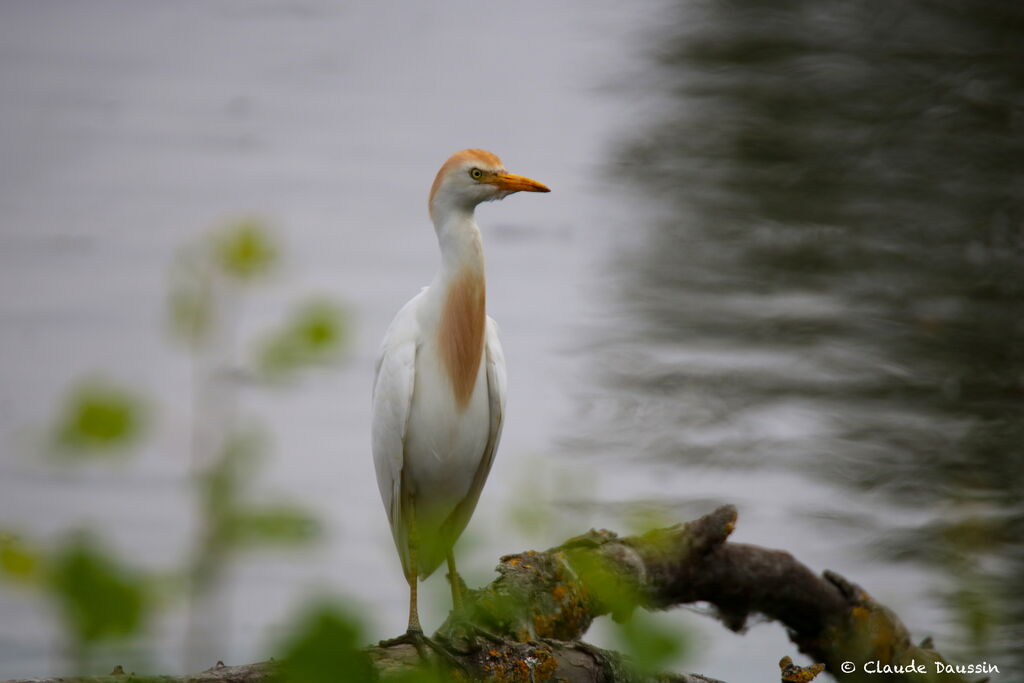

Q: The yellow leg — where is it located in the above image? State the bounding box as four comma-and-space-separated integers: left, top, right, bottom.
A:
380, 518, 471, 675
446, 550, 464, 614
381, 512, 429, 648
406, 571, 422, 633
406, 514, 423, 634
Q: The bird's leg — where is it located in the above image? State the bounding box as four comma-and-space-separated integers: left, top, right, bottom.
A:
407, 540, 423, 634
440, 550, 502, 652
380, 578, 465, 674
407, 572, 424, 634
446, 550, 465, 615
378, 574, 427, 648
380, 519, 426, 647
378, 517, 469, 676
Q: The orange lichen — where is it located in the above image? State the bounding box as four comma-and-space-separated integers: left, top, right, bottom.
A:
526, 576, 591, 640
779, 656, 825, 682
533, 612, 552, 636
530, 646, 559, 679
480, 644, 558, 683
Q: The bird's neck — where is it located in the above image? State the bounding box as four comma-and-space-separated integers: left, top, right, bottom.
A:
434, 208, 485, 279
431, 209, 487, 408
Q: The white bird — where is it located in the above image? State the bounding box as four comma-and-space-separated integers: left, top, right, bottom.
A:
372, 149, 549, 645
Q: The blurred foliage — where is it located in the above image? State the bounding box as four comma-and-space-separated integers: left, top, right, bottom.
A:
565, 549, 642, 623
622, 503, 675, 537
507, 457, 598, 544
271, 604, 375, 683
49, 534, 149, 650
168, 219, 348, 381
257, 299, 349, 380
167, 250, 214, 348
0, 532, 43, 585
50, 380, 146, 456
214, 218, 279, 282
221, 505, 320, 549
613, 611, 687, 677
192, 428, 319, 589
566, 539, 689, 675
588, 0, 1023, 668
1, 219, 350, 677
168, 218, 281, 349
170, 222, 343, 667
1, 531, 155, 672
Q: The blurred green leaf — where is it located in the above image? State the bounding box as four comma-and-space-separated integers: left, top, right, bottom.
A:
624, 503, 674, 536
168, 286, 213, 346
49, 534, 149, 645
195, 430, 317, 553
949, 570, 997, 655
381, 667, 450, 683
223, 505, 320, 548
613, 611, 687, 676
565, 549, 641, 622
52, 380, 146, 456
273, 604, 374, 683
167, 248, 214, 347
257, 299, 348, 378
199, 429, 265, 509
506, 457, 553, 539
0, 532, 43, 584
213, 219, 278, 281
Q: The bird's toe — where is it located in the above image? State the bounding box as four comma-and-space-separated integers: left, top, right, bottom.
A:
379, 629, 469, 676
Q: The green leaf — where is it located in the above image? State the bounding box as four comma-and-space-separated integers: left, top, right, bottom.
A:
48, 534, 149, 645
614, 611, 687, 675
257, 299, 348, 378
213, 219, 278, 281
199, 429, 265, 508
564, 549, 642, 621
0, 532, 43, 584
222, 505, 320, 548
380, 667, 451, 683
273, 604, 374, 683
169, 286, 213, 346
52, 380, 146, 455
167, 250, 215, 347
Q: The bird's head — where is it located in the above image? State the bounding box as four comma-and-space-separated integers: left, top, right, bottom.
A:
428, 149, 549, 223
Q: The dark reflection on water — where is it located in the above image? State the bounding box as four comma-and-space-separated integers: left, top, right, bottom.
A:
587, 0, 1023, 665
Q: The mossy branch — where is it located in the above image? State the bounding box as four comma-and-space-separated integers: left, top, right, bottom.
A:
4, 506, 972, 683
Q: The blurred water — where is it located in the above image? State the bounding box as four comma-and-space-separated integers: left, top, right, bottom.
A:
1, 1, 1020, 681
569, 0, 1023, 673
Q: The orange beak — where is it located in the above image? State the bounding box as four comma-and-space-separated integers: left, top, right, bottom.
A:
485, 172, 550, 193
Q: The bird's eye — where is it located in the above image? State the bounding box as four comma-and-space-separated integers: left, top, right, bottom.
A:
469, 168, 483, 180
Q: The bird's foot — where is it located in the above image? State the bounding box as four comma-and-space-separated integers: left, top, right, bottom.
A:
438, 614, 504, 654
378, 628, 469, 676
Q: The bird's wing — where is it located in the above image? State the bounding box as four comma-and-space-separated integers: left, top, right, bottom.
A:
371, 292, 424, 572
482, 317, 509, 473
439, 316, 507, 545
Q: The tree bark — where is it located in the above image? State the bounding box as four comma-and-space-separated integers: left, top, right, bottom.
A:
3, 506, 969, 683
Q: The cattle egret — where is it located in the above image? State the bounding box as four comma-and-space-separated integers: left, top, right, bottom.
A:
372, 149, 550, 648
